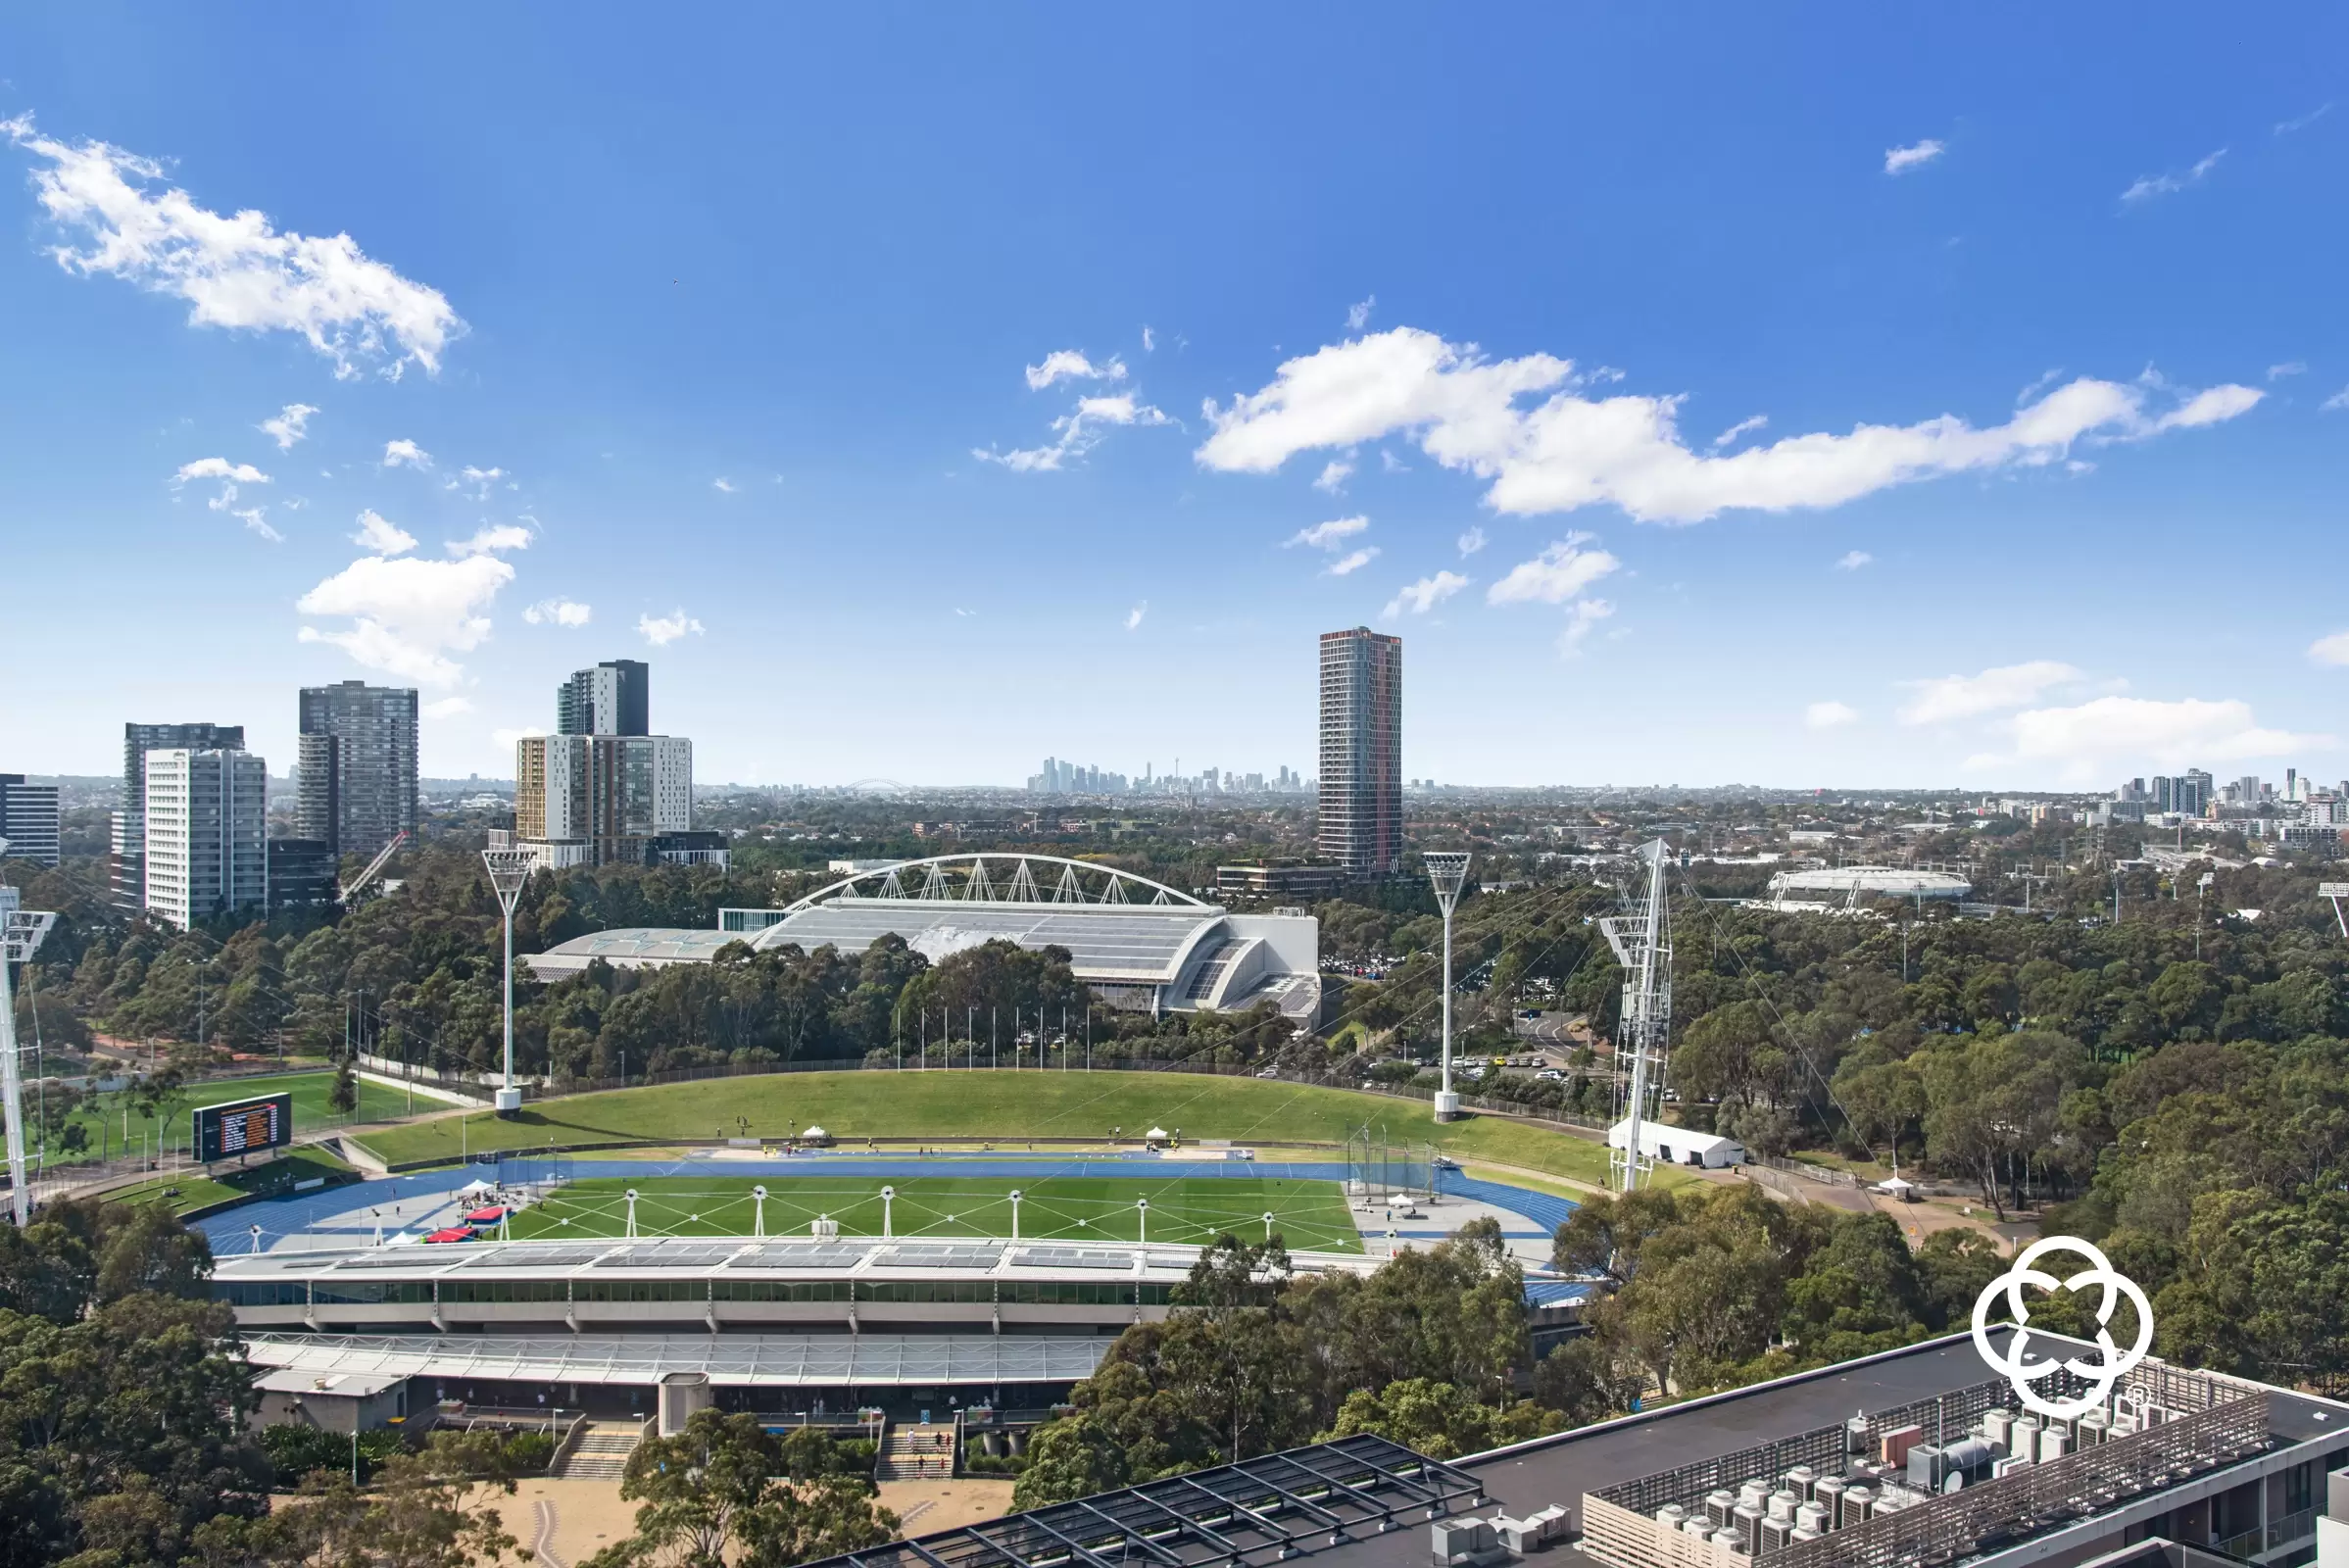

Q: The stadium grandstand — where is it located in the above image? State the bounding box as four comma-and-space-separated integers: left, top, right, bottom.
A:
525, 854, 1323, 1021
1758, 865, 1972, 913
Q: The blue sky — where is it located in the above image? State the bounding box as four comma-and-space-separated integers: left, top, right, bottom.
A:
4, 7, 2346, 790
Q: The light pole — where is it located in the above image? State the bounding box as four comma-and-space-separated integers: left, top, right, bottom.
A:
881, 1185, 896, 1240
1135, 1197, 1149, 1246
482, 851, 536, 1118
1008, 1189, 1022, 1241
1424, 853, 1472, 1123
0, 846, 60, 1227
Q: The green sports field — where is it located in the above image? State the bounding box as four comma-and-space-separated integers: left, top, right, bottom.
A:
506, 1173, 1365, 1252
356, 1069, 1663, 1190
47, 1068, 416, 1168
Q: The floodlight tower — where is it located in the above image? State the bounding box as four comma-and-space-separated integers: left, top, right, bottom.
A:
0, 842, 59, 1227
482, 850, 537, 1117
1597, 840, 1674, 1193
1424, 852, 1473, 1122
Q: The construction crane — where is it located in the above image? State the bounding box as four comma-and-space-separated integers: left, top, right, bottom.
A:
1597, 838, 1673, 1192
339, 830, 409, 906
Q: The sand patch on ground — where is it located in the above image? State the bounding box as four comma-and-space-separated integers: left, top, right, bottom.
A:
878, 1478, 1019, 1534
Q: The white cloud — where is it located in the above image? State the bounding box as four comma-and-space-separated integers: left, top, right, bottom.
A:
450, 464, 506, 500
2268, 362, 2307, 380
2275, 103, 2331, 135
1806, 701, 1860, 729
2307, 630, 2349, 666
1381, 449, 1408, 473
1141, 326, 1155, 353
1346, 295, 1376, 332
259, 402, 318, 450
1884, 139, 1945, 174
1125, 603, 1147, 631
522, 598, 592, 627
1558, 597, 1615, 654
492, 726, 547, 752
296, 553, 514, 687
173, 456, 268, 486
2122, 148, 2226, 204
1326, 546, 1381, 576
421, 697, 472, 718
1457, 526, 1487, 556
231, 506, 280, 542
382, 438, 431, 469
973, 389, 1170, 473
1383, 570, 1469, 618
1835, 550, 1873, 570
638, 609, 705, 646
1313, 458, 1353, 493
446, 523, 532, 558
1486, 534, 1621, 605
2153, 384, 2263, 429
171, 456, 270, 512
351, 508, 416, 554
1196, 327, 2262, 524
1287, 515, 1369, 551
2004, 696, 2326, 770
1710, 415, 1768, 449
2, 117, 461, 378
1025, 350, 1126, 390
712, 477, 737, 493
1897, 660, 2081, 724
2325, 387, 2349, 413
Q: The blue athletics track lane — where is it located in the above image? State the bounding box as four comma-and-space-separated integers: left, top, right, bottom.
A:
194, 1149, 1575, 1257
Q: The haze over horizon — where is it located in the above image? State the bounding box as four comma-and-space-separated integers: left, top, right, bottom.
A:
5, 9, 2345, 794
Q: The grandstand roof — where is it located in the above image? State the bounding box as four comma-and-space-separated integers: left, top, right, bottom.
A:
245, 1331, 1115, 1388
750, 900, 1224, 985
527, 927, 745, 976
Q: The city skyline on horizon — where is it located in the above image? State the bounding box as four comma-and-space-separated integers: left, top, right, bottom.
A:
5, 11, 2348, 791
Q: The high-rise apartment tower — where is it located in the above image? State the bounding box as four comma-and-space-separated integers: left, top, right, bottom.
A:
557, 661, 650, 736
142, 748, 269, 929
296, 681, 417, 858
1317, 626, 1402, 877
0, 775, 61, 866
113, 722, 245, 909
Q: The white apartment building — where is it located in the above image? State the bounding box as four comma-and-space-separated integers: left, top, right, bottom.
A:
143, 748, 269, 929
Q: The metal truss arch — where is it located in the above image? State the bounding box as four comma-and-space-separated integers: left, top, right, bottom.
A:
776, 854, 1212, 914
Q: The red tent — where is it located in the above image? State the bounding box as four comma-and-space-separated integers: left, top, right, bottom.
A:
465, 1206, 507, 1225
423, 1227, 475, 1244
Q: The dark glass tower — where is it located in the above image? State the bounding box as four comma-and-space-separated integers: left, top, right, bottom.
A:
1317, 627, 1402, 877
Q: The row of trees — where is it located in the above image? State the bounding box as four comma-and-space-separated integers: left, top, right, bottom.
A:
1012, 1219, 1557, 1505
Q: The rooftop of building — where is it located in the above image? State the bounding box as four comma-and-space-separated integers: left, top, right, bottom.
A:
806, 1332, 2349, 1568
211, 1234, 1387, 1285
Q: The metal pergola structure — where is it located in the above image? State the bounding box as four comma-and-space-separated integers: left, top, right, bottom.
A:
812, 1436, 1483, 1568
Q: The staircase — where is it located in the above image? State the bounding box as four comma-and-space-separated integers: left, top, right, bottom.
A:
552, 1421, 644, 1481
878, 1423, 954, 1482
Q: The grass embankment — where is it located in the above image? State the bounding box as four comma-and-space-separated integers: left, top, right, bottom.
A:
354, 1070, 1675, 1190
510, 1173, 1364, 1251
109, 1146, 357, 1215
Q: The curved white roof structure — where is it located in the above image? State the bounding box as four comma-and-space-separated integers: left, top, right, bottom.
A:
1763, 864, 1972, 908
528, 854, 1321, 1020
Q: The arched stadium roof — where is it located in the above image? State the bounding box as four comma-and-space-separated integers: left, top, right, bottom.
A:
527, 854, 1322, 1019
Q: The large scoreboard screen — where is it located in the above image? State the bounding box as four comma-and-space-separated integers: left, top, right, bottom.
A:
192, 1093, 292, 1162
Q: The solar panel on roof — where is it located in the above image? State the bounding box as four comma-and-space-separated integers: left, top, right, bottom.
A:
726, 1245, 869, 1270
1009, 1246, 1137, 1270
882, 1246, 1003, 1269
465, 1248, 607, 1269
593, 1245, 743, 1269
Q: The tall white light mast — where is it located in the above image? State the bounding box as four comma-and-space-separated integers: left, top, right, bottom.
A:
0, 841, 60, 1225
1425, 853, 1472, 1122
482, 850, 536, 1118
1598, 839, 1673, 1192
